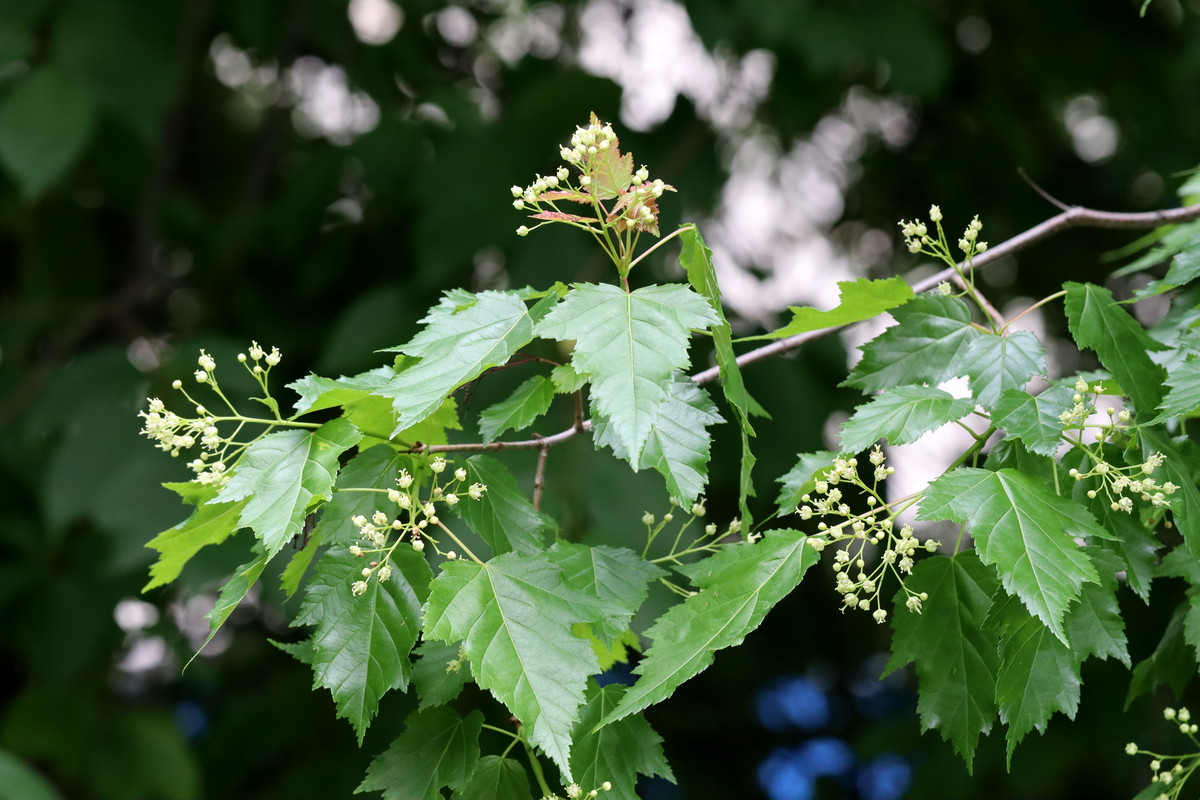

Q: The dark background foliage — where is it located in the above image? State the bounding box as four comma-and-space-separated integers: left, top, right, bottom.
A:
1, 0, 1197, 797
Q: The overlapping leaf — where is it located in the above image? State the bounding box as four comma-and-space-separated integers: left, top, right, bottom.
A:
599, 530, 819, 729
884, 554, 999, 773
311, 447, 408, 547
192, 548, 269, 664
1141, 428, 1200, 556
143, 482, 246, 591
570, 683, 674, 800
423, 552, 618, 780
377, 291, 536, 435
1064, 281, 1167, 415
991, 385, 1075, 457
919, 467, 1102, 643
535, 282, 718, 463
451, 756, 532, 800
775, 451, 837, 515
837, 385, 973, 454
743, 276, 914, 341
1155, 353, 1200, 422
961, 331, 1046, 410
478, 375, 556, 442
358, 707, 482, 800
843, 294, 980, 393
412, 640, 473, 710
214, 417, 362, 557
293, 547, 431, 742
455, 455, 553, 556
549, 542, 665, 647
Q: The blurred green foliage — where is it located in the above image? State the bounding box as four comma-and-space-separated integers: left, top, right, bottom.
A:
1, 0, 1197, 797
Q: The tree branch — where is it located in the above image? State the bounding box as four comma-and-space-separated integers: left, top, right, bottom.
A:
418, 199, 1200, 454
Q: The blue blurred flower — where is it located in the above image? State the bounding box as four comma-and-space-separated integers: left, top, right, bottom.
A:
857, 752, 911, 800
756, 676, 830, 731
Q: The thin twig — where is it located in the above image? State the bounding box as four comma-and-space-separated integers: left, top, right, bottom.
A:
532, 437, 549, 511
950, 270, 1006, 329
1018, 167, 1073, 213
416, 200, 1200, 454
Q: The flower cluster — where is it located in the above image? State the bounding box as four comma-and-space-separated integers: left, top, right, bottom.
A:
510, 113, 673, 245
799, 446, 937, 622
545, 780, 611, 800
1061, 378, 1176, 514
1126, 706, 1200, 800
348, 458, 488, 595
899, 206, 988, 260
138, 343, 285, 486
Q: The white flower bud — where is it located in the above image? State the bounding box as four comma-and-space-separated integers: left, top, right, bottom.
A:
431, 457, 446, 474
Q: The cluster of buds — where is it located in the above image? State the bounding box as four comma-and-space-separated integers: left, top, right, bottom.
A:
510, 113, 673, 244
138, 344, 288, 487
1061, 378, 1177, 514
554, 781, 612, 800
348, 458, 488, 595
799, 446, 937, 622
1125, 707, 1200, 800
898, 205, 987, 260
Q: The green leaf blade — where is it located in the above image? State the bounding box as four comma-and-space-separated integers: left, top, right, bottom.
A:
571, 683, 674, 799
962, 331, 1047, 411
358, 708, 483, 800
992, 385, 1075, 457
549, 542, 666, 647
214, 418, 362, 558
455, 455, 554, 556
919, 468, 1102, 643
745, 276, 915, 341
600, 530, 819, 728
478, 375, 556, 443
837, 385, 973, 454
142, 483, 247, 591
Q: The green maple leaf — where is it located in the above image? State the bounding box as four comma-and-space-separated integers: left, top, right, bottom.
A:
919, 467, 1103, 643
288, 365, 395, 415
1127, 603, 1195, 706
535, 282, 718, 463
358, 707, 482, 800
1065, 549, 1129, 667
1154, 353, 1200, 422
214, 417, 362, 558
883, 553, 999, 773
478, 375, 556, 443
843, 294, 980, 393
549, 542, 665, 647
377, 291, 536, 435
143, 482, 247, 591
775, 451, 837, 515
451, 755, 533, 800
987, 594, 1081, 763
592, 375, 723, 503
293, 547, 431, 743
962, 331, 1046, 410
412, 640, 473, 710
741, 276, 914, 341
837, 385, 973, 454
1131, 225, 1200, 298
599, 530, 819, 729
311, 447, 408, 547
1064, 281, 1167, 415
454, 455, 554, 556
570, 682, 674, 800
991, 385, 1075, 457
422, 552, 613, 780
1141, 428, 1200, 556
191, 547, 270, 665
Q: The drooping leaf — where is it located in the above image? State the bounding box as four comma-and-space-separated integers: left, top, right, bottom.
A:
549, 542, 665, 647
991, 384, 1075, 457
987, 595, 1081, 763
534, 282, 718, 462
742, 277, 915, 341
143, 483, 247, 591
883, 553, 999, 773
0, 66, 96, 198
1182, 587, 1200, 665
1132, 226, 1200, 298
843, 294, 980, 393
1141, 428, 1200, 556
412, 640, 473, 711
837, 385, 973, 455
450, 755, 533, 800
594, 375, 724, 503
423, 552, 613, 780
191, 549, 270, 665
775, 451, 837, 516
679, 226, 761, 524
919, 467, 1103, 643
478, 375, 556, 443
1065, 549, 1130, 667
570, 683, 675, 800
599, 530, 819, 729
1126, 603, 1196, 706
1096, 509, 1159, 604
961, 331, 1047, 410
293, 547, 431, 743
1064, 282, 1167, 415
279, 523, 322, 598
214, 417, 362, 558
377, 291, 536, 435
455, 454, 554, 556
357, 708, 482, 800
